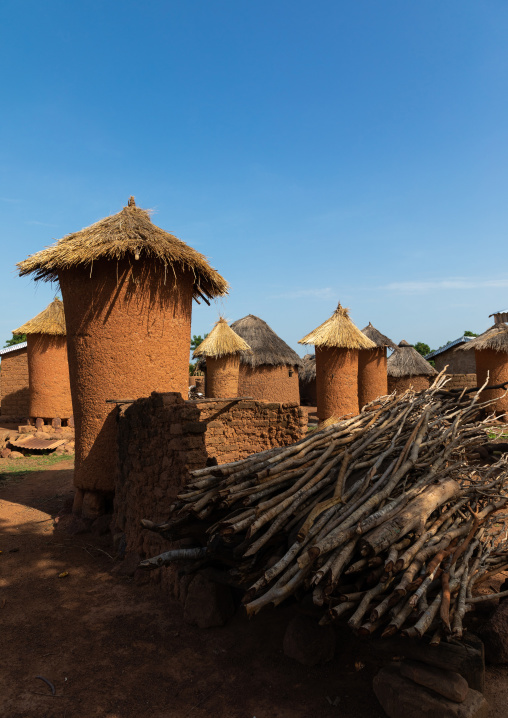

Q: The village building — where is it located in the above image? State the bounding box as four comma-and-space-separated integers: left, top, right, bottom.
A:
358, 322, 396, 409
193, 318, 252, 398
425, 336, 476, 374
387, 340, 437, 393
299, 303, 376, 421
459, 323, 508, 413
13, 298, 73, 423
0, 342, 29, 419
18, 197, 228, 518
298, 353, 317, 406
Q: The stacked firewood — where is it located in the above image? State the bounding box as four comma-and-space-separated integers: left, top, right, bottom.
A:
140, 373, 508, 642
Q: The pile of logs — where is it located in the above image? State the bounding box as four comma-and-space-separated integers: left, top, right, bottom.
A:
140, 372, 508, 642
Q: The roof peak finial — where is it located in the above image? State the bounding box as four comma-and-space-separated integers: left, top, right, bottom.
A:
128, 196, 136, 207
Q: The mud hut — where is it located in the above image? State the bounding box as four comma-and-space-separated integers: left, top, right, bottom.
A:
228, 315, 302, 403
13, 298, 72, 423
458, 323, 508, 412
193, 318, 252, 398
387, 340, 437, 394
0, 342, 29, 419
18, 197, 228, 517
299, 304, 376, 421
358, 323, 396, 409
299, 354, 317, 406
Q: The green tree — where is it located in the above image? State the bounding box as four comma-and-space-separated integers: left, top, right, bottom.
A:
3, 333, 26, 348
190, 334, 208, 353
464, 330, 479, 337
414, 341, 432, 357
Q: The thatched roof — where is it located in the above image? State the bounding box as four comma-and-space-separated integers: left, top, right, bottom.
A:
361, 322, 397, 349
458, 323, 508, 354
299, 354, 316, 384
17, 197, 229, 301
13, 298, 66, 336
299, 303, 376, 350
387, 340, 438, 378
230, 315, 303, 368
193, 318, 252, 359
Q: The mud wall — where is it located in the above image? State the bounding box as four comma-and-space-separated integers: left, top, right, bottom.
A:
434, 348, 476, 374
444, 374, 477, 392
475, 349, 508, 412
316, 347, 359, 421
358, 348, 387, 409
0, 347, 29, 418
27, 334, 73, 419
238, 364, 300, 404
206, 355, 240, 398
388, 375, 431, 394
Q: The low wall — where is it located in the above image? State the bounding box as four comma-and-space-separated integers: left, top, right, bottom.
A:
444, 373, 477, 391
113, 392, 307, 596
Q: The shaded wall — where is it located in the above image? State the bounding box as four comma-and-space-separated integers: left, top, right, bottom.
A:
206, 355, 240, 398
388, 375, 431, 394
59, 258, 193, 495
0, 347, 29, 418
444, 374, 477, 392
27, 334, 73, 419
475, 349, 508, 413
358, 348, 387, 409
238, 363, 300, 404
316, 347, 358, 421
434, 348, 476, 374
299, 378, 317, 406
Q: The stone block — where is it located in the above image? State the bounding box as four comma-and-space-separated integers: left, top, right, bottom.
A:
399, 660, 469, 703
8, 451, 23, 459
185, 421, 207, 434
1, 448, 12, 459
478, 599, 508, 663
183, 573, 235, 628
282, 615, 335, 666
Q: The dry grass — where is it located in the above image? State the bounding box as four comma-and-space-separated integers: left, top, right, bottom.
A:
230, 315, 303, 368
13, 297, 66, 336
299, 303, 376, 350
193, 318, 252, 358
387, 340, 437, 378
361, 322, 396, 349
458, 323, 508, 354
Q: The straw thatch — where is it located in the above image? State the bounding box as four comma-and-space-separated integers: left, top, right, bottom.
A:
17, 198, 228, 301
387, 340, 438, 378
230, 315, 303, 368
361, 322, 397, 349
299, 354, 316, 384
13, 298, 66, 336
193, 318, 252, 359
299, 303, 376, 349
458, 323, 508, 354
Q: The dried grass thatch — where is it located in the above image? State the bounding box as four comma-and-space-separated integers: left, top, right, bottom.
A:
17, 198, 228, 301
387, 340, 437, 378
300, 354, 316, 384
13, 297, 66, 336
193, 318, 252, 359
361, 322, 397, 349
458, 323, 508, 354
230, 315, 303, 368
299, 303, 376, 350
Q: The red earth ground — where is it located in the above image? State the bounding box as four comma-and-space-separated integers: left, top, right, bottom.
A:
1, 455, 507, 718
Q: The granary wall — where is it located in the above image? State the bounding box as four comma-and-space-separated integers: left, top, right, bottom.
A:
388, 375, 431, 394
206, 355, 240, 398
113, 391, 307, 597
0, 348, 29, 418
434, 348, 476, 374
299, 377, 317, 406
316, 347, 359, 421
27, 334, 73, 419
475, 349, 508, 413
358, 348, 387, 409
238, 363, 300, 404
443, 373, 477, 392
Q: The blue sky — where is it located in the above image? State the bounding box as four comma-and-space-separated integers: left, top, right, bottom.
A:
1, 1, 508, 354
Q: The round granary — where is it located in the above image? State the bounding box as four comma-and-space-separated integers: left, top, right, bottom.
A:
387, 374, 431, 394
358, 323, 396, 409
205, 355, 241, 398
387, 340, 437, 396
457, 323, 508, 413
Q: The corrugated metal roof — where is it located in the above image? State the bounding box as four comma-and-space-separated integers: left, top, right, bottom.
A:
489, 310, 508, 324
0, 342, 27, 356
9, 437, 66, 451
425, 336, 473, 360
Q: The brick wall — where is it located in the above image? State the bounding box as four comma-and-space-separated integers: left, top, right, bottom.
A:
434, 348, 476, 374
443, 373, 477, 391
238, 364, 300, 404
0, 348, 29, 418
113, 392, 307, 596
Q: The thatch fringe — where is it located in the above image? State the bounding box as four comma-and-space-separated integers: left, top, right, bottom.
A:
361, 322, 396, 349
13, 297, 66, 336
17, 198, 228, 301
299, 354, 316, 384
230, 315, 303, 368
193, 318, 252, 359
299, 303, 376, 350
458, 323, 508, 354
387, 340, 437, 378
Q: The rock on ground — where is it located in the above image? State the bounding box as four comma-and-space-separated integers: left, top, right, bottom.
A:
479, 600, 508, 664
283, 614, 336, 666
399, 660, 469, 703
183, 573, 235, 628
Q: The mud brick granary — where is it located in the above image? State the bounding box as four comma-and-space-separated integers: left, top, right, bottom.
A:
358, 322, 396, 409
458, 322, 508, 412
12, 298, 73, 423
299, 303, 376, 422
18, 197, 228, 518
0, 342, 29, 418
193, 317, 252, 398
387, 340, 437, 394
228, 315, 302, 404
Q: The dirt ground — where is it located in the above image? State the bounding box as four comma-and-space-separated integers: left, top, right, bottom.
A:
0, 457, 507, 718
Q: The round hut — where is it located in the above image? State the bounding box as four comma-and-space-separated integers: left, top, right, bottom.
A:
193, 318, 252, 398
18, 197, 228, 517
299, 354, 317, 406
299, 304, 376, 422
458, 323, 508, 412
387, 340, 437, 394
12, 298, 72, 423
228, 315, 302, 404
358, 322, 396, 409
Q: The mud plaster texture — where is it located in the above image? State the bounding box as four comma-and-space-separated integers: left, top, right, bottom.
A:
206, 355, 240, 398
238, 363, 300, 404
113, 391, 307, 598
316, 346, 359, 421
444, 373, 477, 392
27, 334, 73, 419
434, 346, 477, 374
358, 348, 387, 409
388, 375, 431, 394
59, 258, 193, 494
0, 347, 29, 418
475, 349, 508, 413
300, 377, 317, 406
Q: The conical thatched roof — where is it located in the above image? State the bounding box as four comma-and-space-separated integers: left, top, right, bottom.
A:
299, 354, 316, 384
193, 318, 252, 359
299, 303, 376, 349
13, 298, 66, 336
230, 315, 303, 368
17, 197, 228, 301
361, 322, 397, 349
458, 323, 508, 354
387, 340, 438, 378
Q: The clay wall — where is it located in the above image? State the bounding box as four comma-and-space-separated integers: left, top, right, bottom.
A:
238, 364, 300, 404
0, 348, 29, 418
475, 349, 508, 413
388, 375, 430, 394
434, 348, 476, 375
358, 348, 387, 409
299, 378, 317, 406
206, 355, 240, 398
443, 374, 477, 392
27, 334, 73, 419
316, 347, 358, 421
113, 392, 307, 596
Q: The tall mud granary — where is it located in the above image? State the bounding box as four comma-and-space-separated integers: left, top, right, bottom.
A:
458, 322, 508, 412
18, 197, 228, 518
387, 340, 437, 394
358, 322, 396, 409
299, 303, 376, 421
12, 298, 73, 422
193, 318, 252, 398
